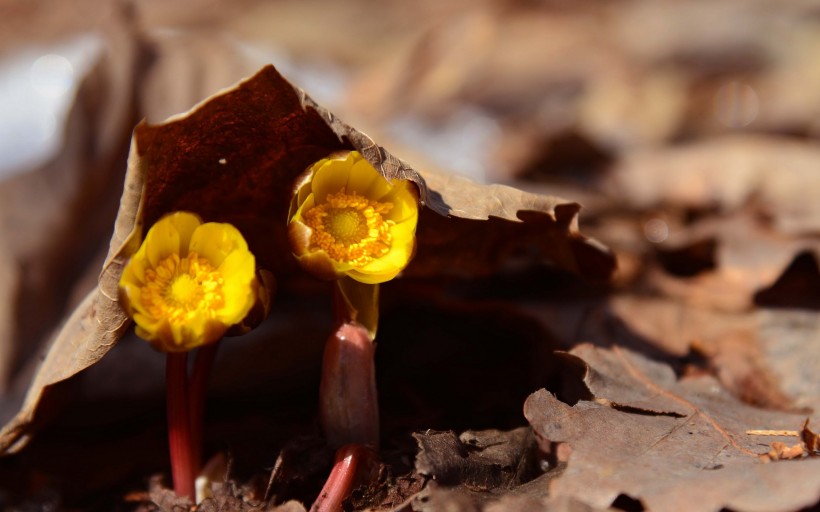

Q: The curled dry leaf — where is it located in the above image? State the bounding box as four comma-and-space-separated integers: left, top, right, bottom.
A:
524, 344, 820, 512
0, 65, 614, 454
0, 4, 138, 457
802, 418, 820, 456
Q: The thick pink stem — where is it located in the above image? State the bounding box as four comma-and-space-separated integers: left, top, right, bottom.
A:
166, 352, 195, 500
319, 322, 379, 449
310, 444, 370, 512
189, 342, 219, 474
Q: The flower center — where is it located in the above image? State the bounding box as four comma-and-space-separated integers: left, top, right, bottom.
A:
328, 209, 366, 243
303, 189, 394, 266
141, 252, 225, 324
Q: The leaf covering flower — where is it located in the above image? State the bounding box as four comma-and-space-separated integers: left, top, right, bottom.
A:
288, 151, 419, 284
119, 212, 257, 352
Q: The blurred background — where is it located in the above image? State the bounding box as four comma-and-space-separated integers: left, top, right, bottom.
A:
0, 0, 819, 508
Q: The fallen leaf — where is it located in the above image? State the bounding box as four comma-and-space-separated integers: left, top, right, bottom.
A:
646, 214, 820, 311
486, 494, 613, 512
752, 309, 820, 414
414, 428, 538, 491
0, 64, 613, 455
524, 344, 820, 511
605, 295, 803, 411
403, 472, 613, 512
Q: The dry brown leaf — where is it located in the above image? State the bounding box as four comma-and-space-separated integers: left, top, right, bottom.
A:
803, 418, 820, 456
524, 344, 820, 511
413, 428, 537, 492
604, 136, 820, 236
644, 213, 820, 311
408, 428, 616, 511
525, 284, 818, 413
485, 494, 613, 512
0, 65, 613, 454
405, 483, 612, 512
0, 2, 137, 395
605, 295, 804, 411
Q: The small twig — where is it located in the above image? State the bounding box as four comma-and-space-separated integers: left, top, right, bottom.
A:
264, 451, 286, 503
746, 430, 800, 437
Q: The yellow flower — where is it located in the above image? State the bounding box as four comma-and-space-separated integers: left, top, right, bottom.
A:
119, 212, 257, 352
288, 151, 419, 284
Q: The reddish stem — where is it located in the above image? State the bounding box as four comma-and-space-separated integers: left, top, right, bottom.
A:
189, 342, 220, 474
310, 444, 370, 512
166, 352, 195, 500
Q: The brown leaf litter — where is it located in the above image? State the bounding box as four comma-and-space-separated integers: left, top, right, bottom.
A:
524, 344, 820, 512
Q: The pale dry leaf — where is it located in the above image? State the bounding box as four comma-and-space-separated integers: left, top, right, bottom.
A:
524, 344, 820, 511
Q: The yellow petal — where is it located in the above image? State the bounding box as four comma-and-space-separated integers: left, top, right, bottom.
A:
190, 222, 248, 268
218, 249, 255, 282
216, 252, 256, 323
389, 217, 418, 244
169, 212, 203, 256
348, 222, 416, 284
346, 158, 381, 196
346, 265, 401, 284
143, 217, 182, 268
295, 249, 354, 280
312, 155, 355, 203
382, 181, 419, 223
290, 194, 315, 228
133, 311, 160, 336
216, 285, 255, 324
174, 311, 225, 351
348, 245, 411, 284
